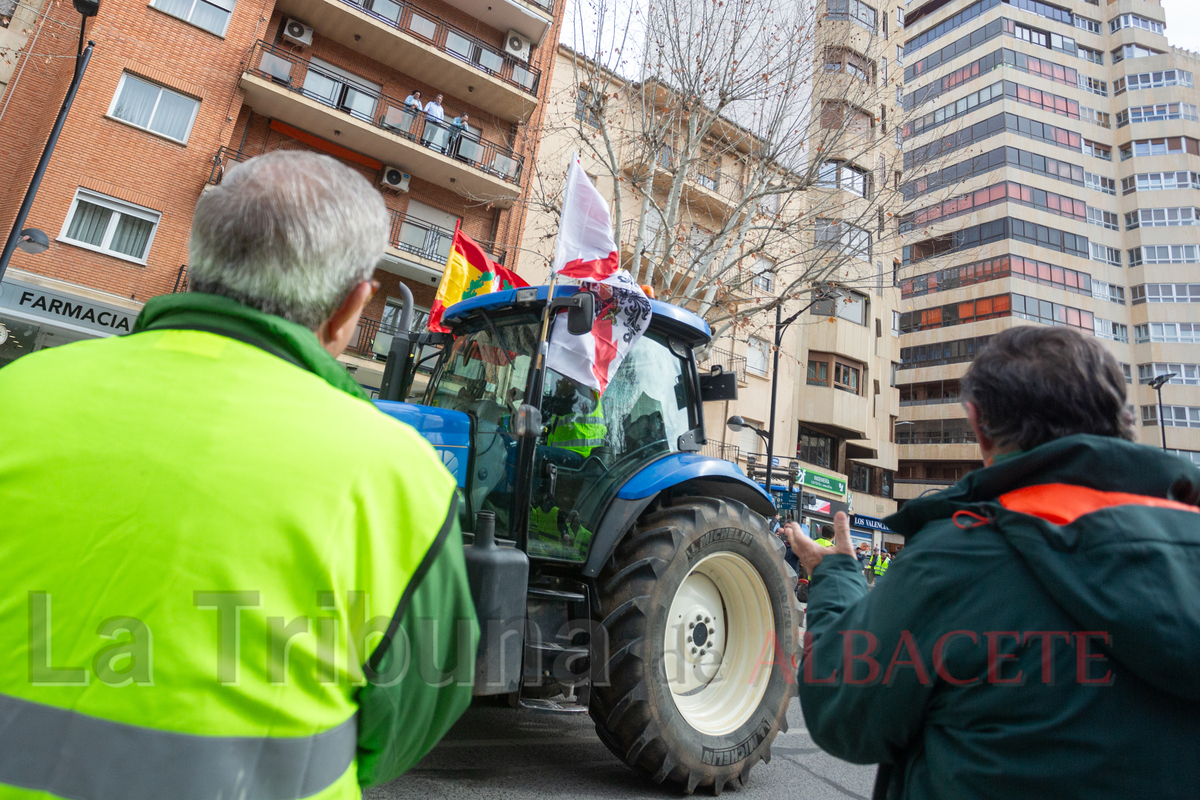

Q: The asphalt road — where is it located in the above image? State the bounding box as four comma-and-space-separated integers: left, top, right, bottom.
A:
366, 696, 877, 800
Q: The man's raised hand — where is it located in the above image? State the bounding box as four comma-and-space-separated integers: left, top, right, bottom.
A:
783, 511, 855, 577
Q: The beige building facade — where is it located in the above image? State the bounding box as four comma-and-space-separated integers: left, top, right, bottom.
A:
895, 0, 1200, 501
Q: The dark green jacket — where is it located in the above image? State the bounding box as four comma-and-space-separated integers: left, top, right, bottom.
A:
798, 435, 1200, 800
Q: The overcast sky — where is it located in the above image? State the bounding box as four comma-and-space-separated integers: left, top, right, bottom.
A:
1162, 0, 1200, 53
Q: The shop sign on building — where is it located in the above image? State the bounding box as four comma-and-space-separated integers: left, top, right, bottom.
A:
0, 279, 136, 334
851, 514, 894, 534
796, 466, 846, 497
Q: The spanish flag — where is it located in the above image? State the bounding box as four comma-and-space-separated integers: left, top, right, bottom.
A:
427, 222, 528, 332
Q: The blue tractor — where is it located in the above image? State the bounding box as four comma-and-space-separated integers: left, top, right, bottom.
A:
376, 284, 799, 794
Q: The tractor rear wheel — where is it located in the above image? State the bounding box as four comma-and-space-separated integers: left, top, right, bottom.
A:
590, 496, 799, 794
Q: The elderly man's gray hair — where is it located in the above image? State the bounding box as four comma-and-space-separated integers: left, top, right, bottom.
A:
189, 151, 388, 330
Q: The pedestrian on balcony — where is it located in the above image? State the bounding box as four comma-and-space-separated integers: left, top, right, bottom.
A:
421, 93, 447, 151
0, 151, 479, 799
784, 325, 1200, 799
404, 88, 422, 109
448, 112, 471, 161
424, 93, 445, 122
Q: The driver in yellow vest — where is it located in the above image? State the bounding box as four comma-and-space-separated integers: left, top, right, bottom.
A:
545, 377, 607, 460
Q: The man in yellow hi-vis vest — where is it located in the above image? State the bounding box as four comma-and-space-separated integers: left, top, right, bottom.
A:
0, 152, 477, 800
546, 378, 607, 459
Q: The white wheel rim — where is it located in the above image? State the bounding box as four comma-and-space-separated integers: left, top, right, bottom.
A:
661, 551, 773, 736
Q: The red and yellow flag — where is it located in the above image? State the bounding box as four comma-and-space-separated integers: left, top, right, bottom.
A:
427, 222, 528, 332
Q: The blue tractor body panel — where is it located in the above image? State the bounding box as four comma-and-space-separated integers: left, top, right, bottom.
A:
616, 452, 773, 504
375, 400, 471, 487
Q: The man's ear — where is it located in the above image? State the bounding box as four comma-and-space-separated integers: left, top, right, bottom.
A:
319, 280, 379, 357
964, 401, 995, 458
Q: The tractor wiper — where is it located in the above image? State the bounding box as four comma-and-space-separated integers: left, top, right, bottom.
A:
477, 309, 514, 367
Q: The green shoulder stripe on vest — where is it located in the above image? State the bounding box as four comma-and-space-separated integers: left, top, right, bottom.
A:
366, 492, 460, 678
0, 692, 355, 800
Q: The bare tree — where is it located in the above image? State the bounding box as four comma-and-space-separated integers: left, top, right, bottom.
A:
513, 0, 944, 347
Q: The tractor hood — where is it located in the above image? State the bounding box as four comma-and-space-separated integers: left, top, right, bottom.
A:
375, 400, 470, 487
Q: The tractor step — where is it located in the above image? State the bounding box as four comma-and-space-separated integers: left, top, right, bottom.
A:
519, 697, 589, 714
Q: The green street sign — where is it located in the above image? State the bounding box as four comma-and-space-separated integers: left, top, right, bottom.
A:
797, 466, 846, 497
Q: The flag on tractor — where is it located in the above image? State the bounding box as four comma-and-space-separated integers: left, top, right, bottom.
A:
428, 222, 528, 332
552, 156, 620, 281
546, 155, 651, 394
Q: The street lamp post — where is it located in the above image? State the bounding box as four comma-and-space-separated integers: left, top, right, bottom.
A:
0, 0, 100, 283
1148, 372, 1177, 450
761, 285, 842, 491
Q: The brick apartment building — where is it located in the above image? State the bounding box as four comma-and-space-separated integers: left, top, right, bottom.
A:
0, 0, 565, 388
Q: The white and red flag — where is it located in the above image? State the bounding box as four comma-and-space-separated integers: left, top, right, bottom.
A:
552, 155, 620, 280
547, 155, 651, 394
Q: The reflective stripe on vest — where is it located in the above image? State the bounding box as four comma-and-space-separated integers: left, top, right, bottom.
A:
0, 692, 355, 800
999, 483, 1200, 525
547, 407, 606, 454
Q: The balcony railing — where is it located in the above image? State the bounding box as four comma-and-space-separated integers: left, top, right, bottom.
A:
328, 0, 540, 95
387, 209, 509, 265
898, 395, 962, 406
698, 347, 747, 383
894, 478, 957, 485
246, 42, 525, 186
209, 146, 249, 185
701, 441, 741, 462
655, 145, 746, 202
896, 433, 978, 445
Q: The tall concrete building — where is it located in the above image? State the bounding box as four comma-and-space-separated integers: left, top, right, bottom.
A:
0, 0, 565, 388
894, 0, 1200, 503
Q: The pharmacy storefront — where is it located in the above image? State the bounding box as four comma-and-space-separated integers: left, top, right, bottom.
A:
0, 273, 139, 368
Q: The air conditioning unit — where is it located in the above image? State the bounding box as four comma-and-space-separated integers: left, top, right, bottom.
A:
282, 18, 313, 47
504, 29, 532, 62
380, 166, 411, 192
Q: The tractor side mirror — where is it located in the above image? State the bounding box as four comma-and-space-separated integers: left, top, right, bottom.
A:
700, 366, 738, 402
549, 292, 595, 335
513, 404, 543, 438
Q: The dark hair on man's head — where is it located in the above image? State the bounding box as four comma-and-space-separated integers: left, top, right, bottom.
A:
961, 326, 1135, 451
820, 524, 834, 539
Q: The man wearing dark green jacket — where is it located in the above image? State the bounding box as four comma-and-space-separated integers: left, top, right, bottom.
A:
786, 326, 1200, 799
0, 151, 477, 800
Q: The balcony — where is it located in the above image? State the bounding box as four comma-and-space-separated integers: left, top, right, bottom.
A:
240, 43, 523, 206
433, 0, 553, 46
627, 145, 746, 218
701, 441, 741, 462
698, 346, 748, 383
273, 0, 541, 123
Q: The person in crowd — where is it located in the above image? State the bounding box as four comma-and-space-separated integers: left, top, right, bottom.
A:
813, 524, 834, 548
869, 547, 889, 582
784, 325, 1200, 799
0, 151, 479, 799
856, 542, 872, 581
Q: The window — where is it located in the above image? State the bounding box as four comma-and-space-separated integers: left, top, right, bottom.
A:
1139, 363, 1200, 385
1122, 171, 1200, 194
1129, 245, 1200, 266
746, 338, 769, 377
1131, 284, 1200, 304
59, 189, 160, 264
1077, 76, 1107, 97
1113, 44, 1163, 63
1118, 104, 1199, 128
891, 310, 900, 336
1075, 16, 1100, 35
1134, 322, 1200, 343
1125, 208, 1200, 229
1093, 318, 1128, 343
1085, 172, 1116, 196
151, 0, 235, 36
816, 160, 870, 197
1082, 139, 1111, 161
1121, 364, 1133, 384
900, 254, 1095, 299
833, 361, 862, 394
798, 426, 836, 469
820, 101, 872, 135
108, 73, 200, 143
1091, 280, 1125, 305
1087, 207, 1119, 230
1078, 46, 1103, 65
1109, 14, 1164, 36
1115, 70, 1193, 95
740, 420, 763, 456
302, 58, 380, 122
815, 220, 871, 261
1142, 405, 1200, 428
827, 0, 876, 33
1090, 242, 1121, 267
903, 0, 1000, 56
807, 358, 830, 386
574, 88, 599, 127
1080, 107, 1110, 129
812, 290, 869, 326
850, 463, 871, 493
824, 47, 874, 83
752, 268, 774, 294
